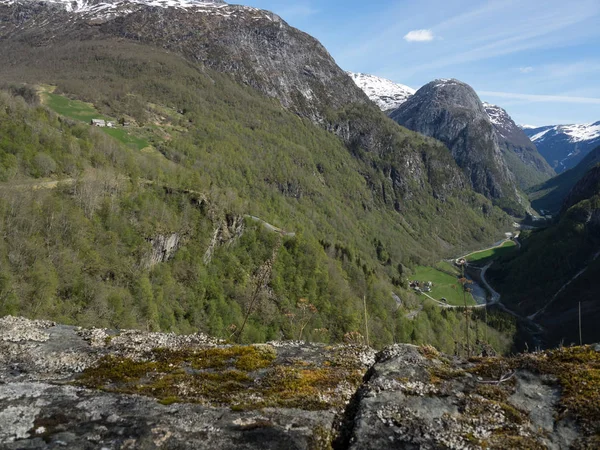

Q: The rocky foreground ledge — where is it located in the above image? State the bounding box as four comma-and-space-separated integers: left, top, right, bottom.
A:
1, 316, 599, 449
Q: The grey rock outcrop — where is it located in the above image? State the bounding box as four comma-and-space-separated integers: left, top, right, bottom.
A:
144, 233, 181, 268
341, 345, 585, 449
203, 214, 245, 264
1, 316, 598, 449
0, 316, 374, 449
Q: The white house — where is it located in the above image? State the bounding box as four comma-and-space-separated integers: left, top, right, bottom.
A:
91, 119, 106, 127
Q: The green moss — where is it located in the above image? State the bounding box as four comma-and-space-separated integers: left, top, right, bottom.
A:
487, 434, 546, 450
429, 365, 465, 384
418, 345, 441, 360
475, 384, 509, 402
158, 396, 181, 406
519, 346, 600, 431
76, 345, 363, 411
77, 356, 163, 388
235, 345, 277, 371
497, 402, 527, 425
308, 425, 334, 450
467, 356, 515, 380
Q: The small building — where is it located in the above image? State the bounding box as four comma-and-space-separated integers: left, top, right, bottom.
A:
106, 121, 116, 128
91, 119, 106, 127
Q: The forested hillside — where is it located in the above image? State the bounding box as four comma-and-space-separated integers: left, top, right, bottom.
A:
529, 145, 600, 214
0, 1, 516, 353
490, 164, 600, 345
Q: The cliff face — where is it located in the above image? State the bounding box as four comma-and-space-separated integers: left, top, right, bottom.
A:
483, 102, 555, 189
1, 316, 598, 449
390, 80, 522, 213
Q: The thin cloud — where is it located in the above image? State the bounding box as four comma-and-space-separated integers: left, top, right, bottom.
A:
480, 91, 600, 104
276, 4, 318, 20
519, 67, 534, 73
404, 29, 435, 42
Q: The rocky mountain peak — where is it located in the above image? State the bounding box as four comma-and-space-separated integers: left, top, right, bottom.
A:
389, 78, 521, 208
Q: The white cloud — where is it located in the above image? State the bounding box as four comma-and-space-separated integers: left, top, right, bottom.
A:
519, 66, 534, 73
479, 91, 600, 104
404, 29, 435, 42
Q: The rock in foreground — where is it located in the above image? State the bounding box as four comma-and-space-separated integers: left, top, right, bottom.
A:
1, 316, 599, 449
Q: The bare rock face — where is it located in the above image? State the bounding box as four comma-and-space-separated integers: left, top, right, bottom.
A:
144, 233, 181, 268
390, 80, 522, 212
1, 316, 598, 449
483, 102, 555, 189
0, 316, 374, 448
341, 344, 597, 450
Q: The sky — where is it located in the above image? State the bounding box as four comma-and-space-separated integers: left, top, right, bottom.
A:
241, 0, 600, 126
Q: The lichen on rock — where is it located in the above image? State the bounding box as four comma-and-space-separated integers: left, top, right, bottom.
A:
0, 316, 598, 449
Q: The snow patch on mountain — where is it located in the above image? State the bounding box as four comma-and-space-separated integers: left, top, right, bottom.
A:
11, 0, 227, 10
530, 128, 552, 142
0, 0, 282, 22
482, 102, 506, 127
529, 122, 600, 144
348, 72, 415, 111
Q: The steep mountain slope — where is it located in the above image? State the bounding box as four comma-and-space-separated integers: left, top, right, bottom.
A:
389, 79, 524, 214
0, 0, 366, 123
349, 74, 552, 191
529, 145, 600, 214
0, 1, 512, 347
483, 102, 555, 188
489, 165, 600, 346
524, 122, 600, 173
348, 72, 415, 111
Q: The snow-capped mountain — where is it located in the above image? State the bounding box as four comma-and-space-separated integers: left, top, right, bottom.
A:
0, 0, 242, 21
3, 0, 226, 10
523, 122, 600, 173
348, 72, 415, 111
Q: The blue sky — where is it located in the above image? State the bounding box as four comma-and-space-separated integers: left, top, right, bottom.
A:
242, 0, 600, 126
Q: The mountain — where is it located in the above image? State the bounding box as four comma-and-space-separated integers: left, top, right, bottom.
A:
483, 102, 555, 188
348, 74, 552, 191
347, 72, 415, 111
490, 162, 600, 346
524, 122, 600, 173
0, 0, 368, 123
529, 145, 600, 214
389, 78, 527, 214
0, 0, 512, 347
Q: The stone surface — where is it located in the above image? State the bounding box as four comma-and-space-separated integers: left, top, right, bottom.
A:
341, 345, 592, 450
1, 317, 597, 449
0, 316, 373, 449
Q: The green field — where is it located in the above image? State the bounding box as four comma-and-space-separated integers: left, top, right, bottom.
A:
103, 127, 149, 150
412, 265, 476, 306
466, 240, 517, 264
44, 93, 107, 122
44, 92, 148, 150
